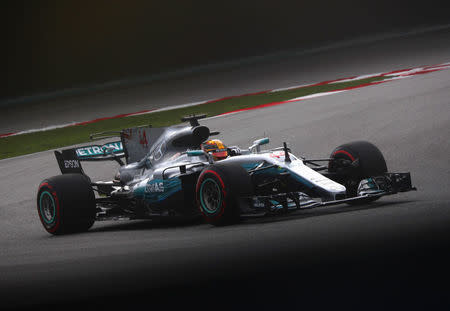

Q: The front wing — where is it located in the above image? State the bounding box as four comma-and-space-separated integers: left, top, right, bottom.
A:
242, 173, 416, 216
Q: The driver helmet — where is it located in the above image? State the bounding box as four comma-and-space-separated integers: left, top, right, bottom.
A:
201, 139, 228, 161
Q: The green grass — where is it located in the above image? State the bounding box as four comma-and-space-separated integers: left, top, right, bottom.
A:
0, 75, 387, 159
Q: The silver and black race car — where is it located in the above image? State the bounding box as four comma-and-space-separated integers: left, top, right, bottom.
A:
37, 114, 416, 234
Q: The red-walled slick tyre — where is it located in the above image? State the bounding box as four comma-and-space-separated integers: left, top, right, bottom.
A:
37, 174, 96, 235
196, 163, 253, 226
329, 141, 387, 204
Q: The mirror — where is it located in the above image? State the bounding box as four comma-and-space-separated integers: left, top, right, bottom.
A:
186, 150, 204, 157
187, 150, 214, 164
249, 137, 269, 153
253, 137, 269, 146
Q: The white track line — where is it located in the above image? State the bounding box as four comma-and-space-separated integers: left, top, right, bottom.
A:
2, 62, 449, 138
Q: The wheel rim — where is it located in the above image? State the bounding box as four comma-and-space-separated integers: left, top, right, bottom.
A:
39, 191, 56, 224
200, 178, 222, 214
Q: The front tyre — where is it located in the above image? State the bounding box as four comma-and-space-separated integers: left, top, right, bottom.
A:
196, 163, 253, 226
329, 141, 387, 204
37, 174, 96, 235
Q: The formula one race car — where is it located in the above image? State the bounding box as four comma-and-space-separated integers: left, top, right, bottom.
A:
37, 114, 416, 234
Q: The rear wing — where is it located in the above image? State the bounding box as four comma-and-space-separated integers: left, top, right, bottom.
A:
54, 114, 214, 175
55, 141, 126, 175
54, 125, 166, 175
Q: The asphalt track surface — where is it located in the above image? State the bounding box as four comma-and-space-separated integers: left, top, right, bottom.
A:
1, 28, 450, 309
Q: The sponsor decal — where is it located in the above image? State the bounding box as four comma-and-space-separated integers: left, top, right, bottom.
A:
146, 181, 165, 193
252, 198, 266, 208
63, 159, 80, 169
139, 129, 149, 148
76, 141, 123, 158
133, 178, 182, 203
270, 151, 285, 159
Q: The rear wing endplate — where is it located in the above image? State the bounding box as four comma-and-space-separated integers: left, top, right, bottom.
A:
55, 140, 125, 175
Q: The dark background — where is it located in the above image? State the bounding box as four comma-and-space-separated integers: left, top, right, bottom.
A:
3, 0, 449, 101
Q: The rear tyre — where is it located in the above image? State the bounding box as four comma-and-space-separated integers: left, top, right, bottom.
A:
196, 163, 253, 226
37, 174, 96, 235
329, 141, 387, 204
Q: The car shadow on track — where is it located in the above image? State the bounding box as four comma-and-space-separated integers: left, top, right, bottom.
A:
88, 199, 416, 233
89, 217, 204, 233
240, 199, 416, 226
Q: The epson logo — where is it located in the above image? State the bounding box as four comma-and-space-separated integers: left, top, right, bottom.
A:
64, 160, 80, 169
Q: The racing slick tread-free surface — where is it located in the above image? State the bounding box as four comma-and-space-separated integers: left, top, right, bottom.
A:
329, 141, 387, 202
196, 163, 253, 226
37, 174, 96, 234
